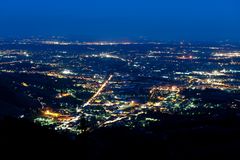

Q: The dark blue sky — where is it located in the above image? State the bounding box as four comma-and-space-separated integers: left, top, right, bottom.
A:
0, 0, 240, 41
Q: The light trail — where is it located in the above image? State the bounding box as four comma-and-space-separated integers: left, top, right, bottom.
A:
80, 74, 113, 109
103, 117, 127, 125
56, 75, 113, 131
0, 60, 29, 65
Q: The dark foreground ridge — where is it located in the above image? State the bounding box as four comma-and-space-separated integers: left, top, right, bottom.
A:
1, 115, 240, 160
0, 80, 240, 160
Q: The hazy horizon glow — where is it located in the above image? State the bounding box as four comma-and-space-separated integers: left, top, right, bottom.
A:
0, 0, 240, 41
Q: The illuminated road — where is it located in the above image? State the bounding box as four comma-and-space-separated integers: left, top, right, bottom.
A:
81, 74, 113, 109
56, 75, 113, 131
0, 60, 30, 65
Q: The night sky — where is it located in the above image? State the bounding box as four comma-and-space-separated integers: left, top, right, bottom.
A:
0, 0, 240, 41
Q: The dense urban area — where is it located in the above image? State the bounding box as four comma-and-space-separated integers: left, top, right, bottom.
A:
0, 38, 239, 135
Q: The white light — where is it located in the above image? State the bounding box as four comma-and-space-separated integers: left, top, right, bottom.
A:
61, 69, 73, 75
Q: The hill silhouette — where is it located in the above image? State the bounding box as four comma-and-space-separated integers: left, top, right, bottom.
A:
0, 78, 41, 117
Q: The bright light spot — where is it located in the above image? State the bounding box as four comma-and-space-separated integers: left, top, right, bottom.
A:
61, 69, 74, 75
